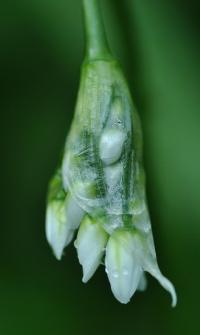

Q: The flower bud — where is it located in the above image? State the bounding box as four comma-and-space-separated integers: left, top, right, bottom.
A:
99, 129, 126, 165
105, 229, 142, 304
46, 170, 85, 260
45, 200, 74, 260
105, 228, 177, 306
75, 215, 108, 282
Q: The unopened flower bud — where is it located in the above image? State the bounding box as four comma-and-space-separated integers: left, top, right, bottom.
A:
105, 229, 142, 304
75, 215, 108, 282
105, 228, 177, 306
99, 129, 126, 165
46, 200, 74, 260
46, 170, 85, 260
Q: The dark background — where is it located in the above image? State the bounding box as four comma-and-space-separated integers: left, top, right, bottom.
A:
1, 0, 200, 334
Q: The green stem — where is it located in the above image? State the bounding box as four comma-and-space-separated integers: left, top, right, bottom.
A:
82, 0, 112, 61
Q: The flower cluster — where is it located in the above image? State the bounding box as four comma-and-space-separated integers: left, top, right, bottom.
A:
46, 60, 177, 305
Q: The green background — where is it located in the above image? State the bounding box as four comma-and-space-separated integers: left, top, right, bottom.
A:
1, 0, 200, 334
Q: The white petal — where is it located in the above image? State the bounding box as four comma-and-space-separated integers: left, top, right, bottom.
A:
105, 230, 142, 304
99, 129, 126, 165
76, 216, 108, 283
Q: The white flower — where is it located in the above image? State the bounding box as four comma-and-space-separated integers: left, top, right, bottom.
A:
75, 215, 108, 282
105, 229, 177, 306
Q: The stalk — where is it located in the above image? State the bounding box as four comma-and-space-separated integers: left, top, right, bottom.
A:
82, 0, 112, 61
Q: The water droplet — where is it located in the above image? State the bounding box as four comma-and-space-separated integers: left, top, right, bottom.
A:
122, 268, 129, 276
105, 268, 109, 274
112, 270, 119, 278
144, 226, 150, 233
74, 240, 78, 248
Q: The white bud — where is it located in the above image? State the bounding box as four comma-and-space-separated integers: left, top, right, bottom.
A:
76, 216, 108, 283
105, 230, 142, 304
99, 129, 126, 165
105, 229, 177, 306
45, 195, 85, 260
45, 200, 74, 260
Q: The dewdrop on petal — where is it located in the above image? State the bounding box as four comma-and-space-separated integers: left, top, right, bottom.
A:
45, 0, 177, 306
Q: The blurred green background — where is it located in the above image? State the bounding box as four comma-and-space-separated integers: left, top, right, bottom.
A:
1, 0, 200, 334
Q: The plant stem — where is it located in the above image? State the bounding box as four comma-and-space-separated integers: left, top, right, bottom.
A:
82, 0, 112, 61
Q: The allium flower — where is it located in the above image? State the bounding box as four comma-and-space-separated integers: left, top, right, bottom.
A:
45, 0, 177, 306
